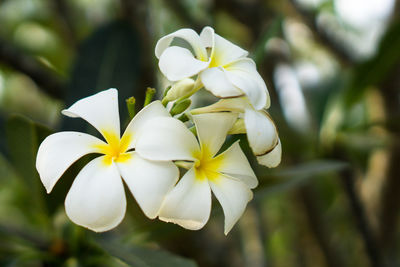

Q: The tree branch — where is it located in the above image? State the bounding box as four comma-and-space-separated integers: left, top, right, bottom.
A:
376, 62, 400, 256
340, 167, 383, 267
0, 38, 65, 100
298, 186, 345, 267
50, 0, 78, 48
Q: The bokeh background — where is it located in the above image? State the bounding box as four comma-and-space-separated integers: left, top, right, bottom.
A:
0, 0, 399, 266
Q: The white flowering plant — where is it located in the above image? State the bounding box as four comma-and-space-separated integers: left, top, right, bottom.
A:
35, 27, 281, 236
1, 1, 396, 266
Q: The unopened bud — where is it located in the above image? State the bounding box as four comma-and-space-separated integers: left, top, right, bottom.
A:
170, 99, 191, 116
228, 118, 246, 134
126, 97, 136, 119
164, 78, 195, 103
144, 87, 156, 106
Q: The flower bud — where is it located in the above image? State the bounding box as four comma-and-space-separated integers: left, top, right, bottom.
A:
125, 96, 136, 119
170, 99, 191, 116
228, 118, 246, 134
144, 87, 156, 106
164, 78, 195, 103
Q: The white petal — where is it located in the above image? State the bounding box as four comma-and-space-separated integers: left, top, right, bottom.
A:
62, 89, 121, 140
116, 152, 179, 219
209, 174, 253, 235
192, 113, 237, 157
211, 34, 248, 66
214, 141, 258, 189
159, 168, 211, 230
65, 156, 126, 232
122, 101, 170, 150
155, 28, 207, 60
135, 117, 199, 161
200, 67, 244, 98
245, 109, 278, 156
159, 47, 209, 81
225, 58, 269, 110
257, 139, 282, 168
36, 132, 105, 193
200, 26, 215, 48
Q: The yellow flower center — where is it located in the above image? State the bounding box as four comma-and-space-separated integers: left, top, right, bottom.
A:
200, 47, 223, 68
94, 131, 132, 165
208, 53, 221, 68
193, 145, 223, 182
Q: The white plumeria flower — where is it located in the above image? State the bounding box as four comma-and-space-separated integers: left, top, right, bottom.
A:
191, 98, 281, 168
36, 89, 178, 232
135, 112, 258, 235
155, 26, 270, 110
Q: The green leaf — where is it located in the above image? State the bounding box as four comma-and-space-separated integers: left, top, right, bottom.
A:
97, 237, 197, 267
256, 160, 349, 198
6, 115, 40, 190
5, 115, 48, 223
0, 153, 17, 182
64, 20, 142, 132
0, 114, 7, 155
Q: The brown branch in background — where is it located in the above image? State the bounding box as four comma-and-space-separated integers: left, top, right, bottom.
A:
298, 186, 345, 267
376, 62, 400, 255
299, 185, 346, 267
49, 0, 78, 48
339, 167, 383, 267
377, 141, 400, 256
286, 0, 354, 66
0, 38, 65, 100
395, 0, 400, 17
238, 204, 266, 267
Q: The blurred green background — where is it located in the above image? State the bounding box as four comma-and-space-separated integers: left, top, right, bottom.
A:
0, 0, 399, 266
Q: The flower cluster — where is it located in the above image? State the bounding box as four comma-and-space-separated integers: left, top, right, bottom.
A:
36, 26, 281, 234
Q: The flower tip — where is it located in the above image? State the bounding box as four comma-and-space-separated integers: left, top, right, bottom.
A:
43, 182, 54, 194
159, 216, 205, 231
61, 109, 78, 118
256, 140, 282, 168
201, 25, 215, 33
87, 226, 104, 233
224, 225, 233, 236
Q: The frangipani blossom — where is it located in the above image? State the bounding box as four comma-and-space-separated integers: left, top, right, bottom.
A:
136, 112, 258, 235
36, 89, 178, 232
155, 27, 270, 110
192, 98, 281, 168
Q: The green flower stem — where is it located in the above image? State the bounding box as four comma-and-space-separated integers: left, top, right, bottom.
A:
162, 86, 172, 106
126, 96, 136, 119
177, 113, 189, 122
144, 87, 156, 107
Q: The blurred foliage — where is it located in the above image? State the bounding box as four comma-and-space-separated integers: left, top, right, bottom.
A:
64, 20, 142, 133
0, 0, 399, 266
